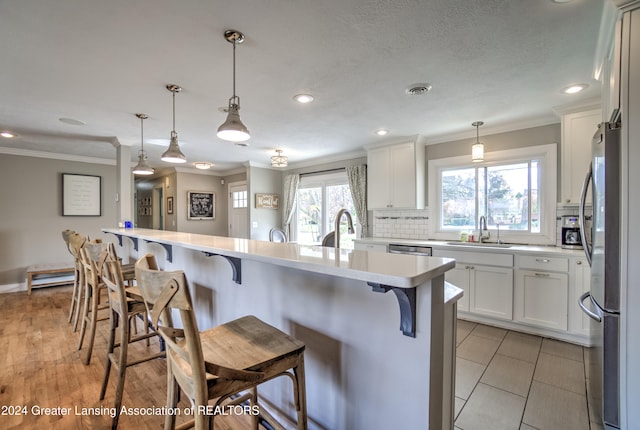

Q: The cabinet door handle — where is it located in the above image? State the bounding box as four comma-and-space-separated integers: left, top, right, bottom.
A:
576, 260, 583, 265
535, 258, 550, 263
534, 272, 550, 277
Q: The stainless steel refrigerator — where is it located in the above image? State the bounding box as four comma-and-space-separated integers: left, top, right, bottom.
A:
578, 119, 621, 429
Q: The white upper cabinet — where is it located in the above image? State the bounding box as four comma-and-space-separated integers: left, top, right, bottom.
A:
560, 107, 602, 204
366, 140, 425, 209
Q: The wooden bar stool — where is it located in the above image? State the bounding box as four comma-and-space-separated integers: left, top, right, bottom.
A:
135, 254, 308, 430
77, 240, 136, 365
61, 230, 88, 331
100, 243, 164, 429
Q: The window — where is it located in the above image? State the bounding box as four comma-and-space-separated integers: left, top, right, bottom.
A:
295, 171, 357, 248
429, 144, 556, 244
231, 190, 247, 208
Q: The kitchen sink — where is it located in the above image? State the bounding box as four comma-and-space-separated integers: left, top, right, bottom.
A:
445, 241, 512, 248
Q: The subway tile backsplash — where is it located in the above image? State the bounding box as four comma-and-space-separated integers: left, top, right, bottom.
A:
373, 208, 430, 239
371, 204, 588, 247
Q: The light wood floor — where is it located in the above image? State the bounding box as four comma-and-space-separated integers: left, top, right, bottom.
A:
0, 286, 259, 430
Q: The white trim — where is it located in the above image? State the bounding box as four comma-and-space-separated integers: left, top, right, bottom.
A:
428, 144, 557, 245
0, 146, 116, 165
0, 283, 26, 295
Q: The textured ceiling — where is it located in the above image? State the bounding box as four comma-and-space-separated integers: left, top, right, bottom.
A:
0, 0, 605, 173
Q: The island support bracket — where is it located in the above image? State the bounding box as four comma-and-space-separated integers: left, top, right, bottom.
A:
108, 233, 138, 252
202, 252, 242, 284
145, 240, 173, 263
368, 283, 416, 338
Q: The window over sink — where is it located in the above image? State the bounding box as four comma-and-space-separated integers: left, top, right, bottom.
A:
429, 144, 557, 245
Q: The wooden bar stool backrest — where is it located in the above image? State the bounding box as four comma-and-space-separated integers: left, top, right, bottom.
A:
135, 254, 210, 407
81, 241, 107, 287
100, 243, 127, 315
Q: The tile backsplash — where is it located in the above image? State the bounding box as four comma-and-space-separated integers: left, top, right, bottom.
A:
371, 204, 588, 247
372, 208, 430, 239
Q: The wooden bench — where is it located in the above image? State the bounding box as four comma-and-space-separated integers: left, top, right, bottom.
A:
26, 263, 75, 295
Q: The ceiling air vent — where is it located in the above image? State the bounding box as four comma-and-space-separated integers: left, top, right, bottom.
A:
405, 83, 432, 95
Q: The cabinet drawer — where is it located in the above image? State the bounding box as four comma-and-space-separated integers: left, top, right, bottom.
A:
432, 249, 513, 267
517, 255, 568, 272
354, 243, 388, 253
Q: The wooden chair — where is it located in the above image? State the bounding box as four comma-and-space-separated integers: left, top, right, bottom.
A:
135, 254, 308, 430
77, 240, 135, 365
62, 231, 88, 331
100, 243, 164, 429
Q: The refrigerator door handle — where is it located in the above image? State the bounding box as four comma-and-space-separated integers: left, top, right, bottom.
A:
578, 291, 602, 322
579, 163, 593, 266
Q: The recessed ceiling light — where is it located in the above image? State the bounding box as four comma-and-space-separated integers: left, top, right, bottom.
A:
552, 0, 573, 3
563, 84, 588, 94
59, 117, 86, 126
1, 131, 16, 138
375, 129, 389, 136
193, 161, 214, 170
293, 94, 314, 104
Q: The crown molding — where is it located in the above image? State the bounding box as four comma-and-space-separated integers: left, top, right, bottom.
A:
0, 146, 116, 165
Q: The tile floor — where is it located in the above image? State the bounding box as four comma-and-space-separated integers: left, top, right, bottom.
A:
454, 319, 603, 430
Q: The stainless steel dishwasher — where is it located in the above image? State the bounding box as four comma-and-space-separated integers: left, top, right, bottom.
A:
388, 244, 432, 256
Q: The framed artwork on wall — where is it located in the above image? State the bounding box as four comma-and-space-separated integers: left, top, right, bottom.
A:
255, 193, 280, 209
167, 196, 174, 214
187, 191, 215, 220
62, 173, 101, 216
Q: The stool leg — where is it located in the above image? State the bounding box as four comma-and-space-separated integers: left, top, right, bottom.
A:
72, 269, 84, 332
77, 281, 91, 350
111, 312, 129, 430
164, 364, 179, 430
67, 268, 79, 323
293, 354, 308, 430
82, 285, 100, 365
100, 309, 118, 401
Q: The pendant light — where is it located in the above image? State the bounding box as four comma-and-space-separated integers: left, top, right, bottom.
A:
217, 29, 250, 143
132, 113, 154, 175
271, 149, 288, 167
471, 121, 485, 163
161, 84, 187, 163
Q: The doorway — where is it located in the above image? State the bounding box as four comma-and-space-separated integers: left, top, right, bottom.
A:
153, 186, 164, 230
228, 181, 248, 238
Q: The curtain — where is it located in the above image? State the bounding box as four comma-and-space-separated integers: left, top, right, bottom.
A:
282, 173, 300, 240
346, 164, 368, 238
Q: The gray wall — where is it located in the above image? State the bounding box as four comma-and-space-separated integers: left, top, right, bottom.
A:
0, 154, 118, 285
247, 166, 283, 241
426, 123, 561, 199
176, 171, 226, 235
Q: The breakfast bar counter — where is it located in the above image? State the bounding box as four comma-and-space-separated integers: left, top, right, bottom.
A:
103, 228, 458, 429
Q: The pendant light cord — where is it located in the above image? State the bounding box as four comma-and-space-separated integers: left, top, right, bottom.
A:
140, 116, 144, 152
231, 39, 238, 106
172, 90, 176, 133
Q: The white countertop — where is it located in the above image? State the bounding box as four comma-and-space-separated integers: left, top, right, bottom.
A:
103, 228, 455, 289
355, 237, 587, 256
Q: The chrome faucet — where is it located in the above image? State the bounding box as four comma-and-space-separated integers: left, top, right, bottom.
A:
334, 209, 355, 249
478, 216, 490, 242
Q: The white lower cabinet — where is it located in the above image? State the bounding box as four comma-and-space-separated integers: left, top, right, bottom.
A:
569, 257, 591, 337
433, 249, 514, 320
469, 265, 514, 320
514, 269, 569, 331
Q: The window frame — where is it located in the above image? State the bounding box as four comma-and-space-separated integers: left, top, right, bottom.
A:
293, 171, 357, 245
428, 144, 557, 245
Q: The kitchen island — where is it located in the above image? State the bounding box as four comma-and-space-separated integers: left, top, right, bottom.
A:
103, 228, 458, 430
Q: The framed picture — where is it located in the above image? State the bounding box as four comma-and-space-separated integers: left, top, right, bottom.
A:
167, 196, 174, 214
255, 193, 280, 209
62, 173, 101, 216
187, 191, 215, 220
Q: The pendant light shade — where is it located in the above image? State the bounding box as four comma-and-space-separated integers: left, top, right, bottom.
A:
471, 121, 485, 163
271, 149, 288, 167
132, 113, 154, 176
217, 30, 250, 143
162, 84, 187, 163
